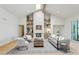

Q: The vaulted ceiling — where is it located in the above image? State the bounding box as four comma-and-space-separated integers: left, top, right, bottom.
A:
0, 4, 79, 19
0, 4, 36, 19
46, 4, 79, 19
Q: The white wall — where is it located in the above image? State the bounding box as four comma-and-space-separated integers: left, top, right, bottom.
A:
19, 17, 26, 35
51, 15, 64, 35
0, 7, 19, 45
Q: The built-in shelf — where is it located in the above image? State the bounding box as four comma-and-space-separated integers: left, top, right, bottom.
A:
44, 15, 51, 39
26, 14, 33, 37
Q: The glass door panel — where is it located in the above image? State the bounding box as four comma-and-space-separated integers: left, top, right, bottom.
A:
71, 20, 78, 41
78, 23, 79, 40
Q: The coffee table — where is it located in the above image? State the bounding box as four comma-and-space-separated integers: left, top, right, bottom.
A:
34, 38, 44, 47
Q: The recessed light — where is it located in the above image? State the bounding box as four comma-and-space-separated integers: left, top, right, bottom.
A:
27, 10, 30, 13
57, 10, 60, 14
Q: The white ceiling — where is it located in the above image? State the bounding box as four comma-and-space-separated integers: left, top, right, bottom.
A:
0, 4, 79, 19
0, 4, 36, 19
46, 4, 79, 19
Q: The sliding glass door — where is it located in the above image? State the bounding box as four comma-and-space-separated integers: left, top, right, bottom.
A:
71, 20, 79, 41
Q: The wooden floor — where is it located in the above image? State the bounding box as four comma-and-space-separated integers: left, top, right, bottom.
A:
0, 40, 17, 54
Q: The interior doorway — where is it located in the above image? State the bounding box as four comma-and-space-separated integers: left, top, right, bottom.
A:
19, 25, 24, 37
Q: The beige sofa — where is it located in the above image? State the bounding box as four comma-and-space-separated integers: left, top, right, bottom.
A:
48, 34, 70, 52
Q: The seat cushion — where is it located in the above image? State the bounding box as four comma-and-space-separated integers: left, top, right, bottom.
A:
26, 35, 32, 40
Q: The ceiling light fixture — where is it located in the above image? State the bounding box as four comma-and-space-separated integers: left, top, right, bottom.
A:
36, 4, 41, 10
27, 10, 30, 13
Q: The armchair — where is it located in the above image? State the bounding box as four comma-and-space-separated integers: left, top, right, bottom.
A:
17, 37, 29, 50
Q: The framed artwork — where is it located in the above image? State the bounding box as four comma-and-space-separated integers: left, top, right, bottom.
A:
36, 33, 42, 37
36, 25, 42, 30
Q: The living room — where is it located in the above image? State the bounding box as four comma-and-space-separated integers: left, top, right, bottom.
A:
0, 4, 79, 55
